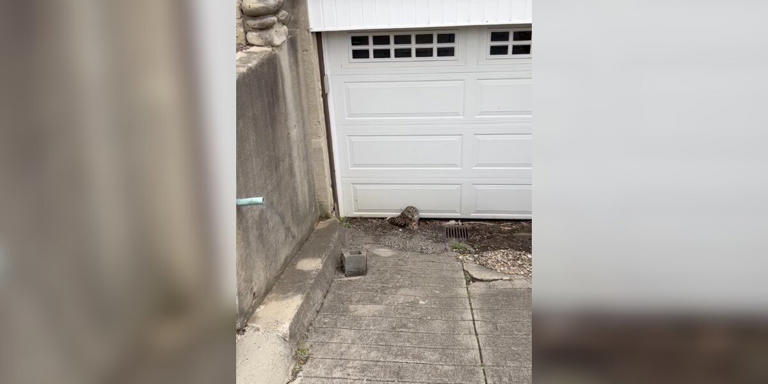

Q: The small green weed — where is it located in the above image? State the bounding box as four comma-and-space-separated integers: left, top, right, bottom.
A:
450, 243, 471, 253
296, 347, 310, 362
290, 346, 311, 379
338, 217, 351, 228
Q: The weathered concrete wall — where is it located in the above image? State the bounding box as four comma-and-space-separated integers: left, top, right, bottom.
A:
237, 0, 333, 213
237, 46, 314, 328
236, 0, 334, 328
284, 0, 335, 217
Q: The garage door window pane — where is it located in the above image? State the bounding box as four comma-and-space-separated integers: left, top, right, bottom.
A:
491, 31, 510, 42
373, 49, 391, 58
394, 35, 411, 44
351, 36, 369, 45
352, 49, 370, 59
512, 45, 531, 55
415, 47, 433, 57
490, 45, 508, 55
513, 31, 532, 41
372, 35, 390, 45
394, 48, 412, 58
437, 33, 455, 43
437, 47, 455, 57
415, 34, 433, 44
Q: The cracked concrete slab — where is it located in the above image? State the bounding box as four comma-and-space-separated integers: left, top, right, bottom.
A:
486, 366, 533, 384
318, 303, 474, 321
298, 359, 485, 383
470, 277, 531, 384
295, 246, 531, 384
308, 327, 479, 349
309, 342, 481, 366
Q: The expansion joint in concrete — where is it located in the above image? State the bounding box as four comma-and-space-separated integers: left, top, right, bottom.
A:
463, 261, 489, 384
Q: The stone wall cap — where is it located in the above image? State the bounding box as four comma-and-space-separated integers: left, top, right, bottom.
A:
242, 0, 284, 17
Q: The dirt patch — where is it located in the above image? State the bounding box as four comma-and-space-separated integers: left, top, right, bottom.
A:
463, 221, 531, 253
342, 218, 532, 277
342, 218, 449, 254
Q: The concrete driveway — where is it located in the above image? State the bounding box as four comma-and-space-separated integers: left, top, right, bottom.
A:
293, 247, 531, 384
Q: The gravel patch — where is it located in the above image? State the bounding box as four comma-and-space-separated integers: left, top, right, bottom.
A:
343, 219, 451, 254
457, 249, 532, 278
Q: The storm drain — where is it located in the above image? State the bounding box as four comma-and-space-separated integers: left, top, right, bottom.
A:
445, 225, 470, 240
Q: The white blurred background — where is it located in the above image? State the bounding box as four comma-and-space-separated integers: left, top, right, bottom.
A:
533, 0, 768, 315
0, 1, 235, 383
533, 0, 768, 382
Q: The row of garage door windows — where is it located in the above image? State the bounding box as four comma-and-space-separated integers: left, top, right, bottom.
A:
350, 29, 532, 60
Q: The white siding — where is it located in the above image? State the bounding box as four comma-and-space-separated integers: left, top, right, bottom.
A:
308, 0, 532, 31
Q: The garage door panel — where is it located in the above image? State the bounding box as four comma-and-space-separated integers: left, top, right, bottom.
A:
342, 122, 532, 134
472, 134, 532, 168
341, 168, 532, 181
326, 28, 533, 218
471, 185, 532, 216
344, 80, 465, 119
351, 184, 462, 215
475, 78, 532, 117
347, 135, 462, 169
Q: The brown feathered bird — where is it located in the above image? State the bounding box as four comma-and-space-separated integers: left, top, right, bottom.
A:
387, 206, 420, 230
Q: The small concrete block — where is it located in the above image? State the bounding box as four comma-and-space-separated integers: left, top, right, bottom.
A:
342, 248, 367, 277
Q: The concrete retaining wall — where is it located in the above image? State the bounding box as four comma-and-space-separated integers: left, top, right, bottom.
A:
236, 0, 333, 328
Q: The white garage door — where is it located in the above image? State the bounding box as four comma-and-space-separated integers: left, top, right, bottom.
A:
322, 26, 532, 218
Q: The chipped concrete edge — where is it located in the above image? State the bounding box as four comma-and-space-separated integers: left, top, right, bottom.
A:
236, 46, 275, 77
462, 261, 531, 287
236, 219, 341, 384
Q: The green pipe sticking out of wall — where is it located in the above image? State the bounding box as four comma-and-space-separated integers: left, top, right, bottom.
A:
236, 197, 264, 206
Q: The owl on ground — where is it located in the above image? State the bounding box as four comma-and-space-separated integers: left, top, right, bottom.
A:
387, 206, 420, 230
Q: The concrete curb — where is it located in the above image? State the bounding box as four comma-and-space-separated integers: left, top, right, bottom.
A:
237, 219, 341, 384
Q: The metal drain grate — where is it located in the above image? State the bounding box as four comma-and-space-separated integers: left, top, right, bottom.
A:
445, 225, 470, 240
